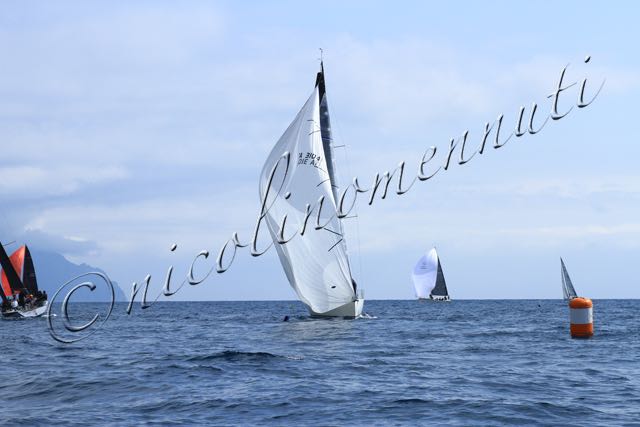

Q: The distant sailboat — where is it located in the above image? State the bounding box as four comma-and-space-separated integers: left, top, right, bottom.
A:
561, 257, 578, 300
561, 257, 594, 338
412, 247, 450, 301
0, 242, 48, 318
259, 62, 363, 317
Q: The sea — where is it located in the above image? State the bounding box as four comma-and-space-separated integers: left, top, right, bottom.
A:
1, 300, 639, 426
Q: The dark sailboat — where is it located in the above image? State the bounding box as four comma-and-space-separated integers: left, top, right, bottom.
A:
412, 247, 450, 301
0, 242, 48, 318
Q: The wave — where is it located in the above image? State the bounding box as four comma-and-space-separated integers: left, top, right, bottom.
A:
186, 350, 301, 362
391, 398, 432, 405
358, 312, 378, 319
165, 362, 223, 372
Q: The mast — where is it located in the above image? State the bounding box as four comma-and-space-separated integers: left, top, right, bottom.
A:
315, 62, 341, 205
315, 62, 357, 293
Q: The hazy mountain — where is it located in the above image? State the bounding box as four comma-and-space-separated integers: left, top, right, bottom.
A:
29, 248, 126, 302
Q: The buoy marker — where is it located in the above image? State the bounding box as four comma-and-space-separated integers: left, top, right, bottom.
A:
569, 297, 593, 338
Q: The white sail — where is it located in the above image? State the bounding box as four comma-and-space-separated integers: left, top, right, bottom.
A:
561, 257, 578, 300
259, 74, 358, 316
412, 248, 439, 299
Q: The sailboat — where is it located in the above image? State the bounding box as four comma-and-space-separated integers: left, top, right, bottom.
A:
259, 62, 364, 317
412, 247, 450, 301
0, 242, 48, 318
560, 257, 578, 300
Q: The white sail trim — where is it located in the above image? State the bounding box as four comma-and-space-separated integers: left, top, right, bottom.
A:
412, 248, 439, 299
259, 87, 355, 314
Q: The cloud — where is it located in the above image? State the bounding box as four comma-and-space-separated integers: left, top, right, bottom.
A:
0, 165, 128, 197
326, 37, 496, 129
0, 227, 98, 257
18, 229, 99, 256
453, 176, 640, 199
0, 2, 638, 299
21, 184, 262, 255
492, 223, 640, 239
335, 170, 640, 254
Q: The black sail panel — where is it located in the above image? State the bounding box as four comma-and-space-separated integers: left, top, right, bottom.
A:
315, 64, 340, 204
0, 243, 11, 302
22, 246, 39, 294
430, 259, 449, 297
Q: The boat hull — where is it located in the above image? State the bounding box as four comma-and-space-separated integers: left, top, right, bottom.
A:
417, 296, 451, 302
309, 298, 364, 318
2, 301, 48, 318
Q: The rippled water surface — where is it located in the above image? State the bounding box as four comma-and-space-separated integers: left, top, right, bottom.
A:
1, 300, 639, 425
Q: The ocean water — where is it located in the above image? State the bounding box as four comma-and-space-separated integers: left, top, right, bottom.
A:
1, 300, 639, 426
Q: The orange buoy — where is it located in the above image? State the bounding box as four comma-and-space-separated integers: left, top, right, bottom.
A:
569, 297, 593, 338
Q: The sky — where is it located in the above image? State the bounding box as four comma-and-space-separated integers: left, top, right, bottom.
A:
0, 1, 639, 301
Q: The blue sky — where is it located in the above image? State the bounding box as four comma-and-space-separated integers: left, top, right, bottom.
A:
1, 1, 638, 301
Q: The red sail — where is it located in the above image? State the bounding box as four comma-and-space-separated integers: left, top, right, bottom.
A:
1, 246, 25, 296
0, 271, 11, 298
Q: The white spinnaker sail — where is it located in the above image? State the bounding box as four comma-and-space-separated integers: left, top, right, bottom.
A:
259, 87, 355, 314
412, 248, 439, 299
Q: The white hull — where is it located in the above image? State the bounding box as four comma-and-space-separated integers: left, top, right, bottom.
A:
309, 298, 364, 318
2, 301, 48, 318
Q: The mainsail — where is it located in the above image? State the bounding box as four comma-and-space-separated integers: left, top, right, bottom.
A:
561, 257, 577, 300
431, 258, 449, 298
259, 64, 357, 315
0, 243, 22, 299
0, 245, 39, 297
0, 243, 14, 301
412, 248, 449, 299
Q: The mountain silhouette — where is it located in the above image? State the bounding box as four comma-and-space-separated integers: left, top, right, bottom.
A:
28, 248, 126, 302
